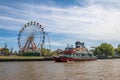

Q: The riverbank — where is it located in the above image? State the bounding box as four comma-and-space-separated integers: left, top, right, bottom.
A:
0, 56, 120, 62
97, 56, 120, 59
0, 56, 53, 62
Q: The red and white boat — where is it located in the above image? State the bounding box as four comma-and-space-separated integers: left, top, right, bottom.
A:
53, 41, 97, 62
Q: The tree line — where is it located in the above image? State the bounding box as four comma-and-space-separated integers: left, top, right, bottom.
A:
93, 43, 120, 57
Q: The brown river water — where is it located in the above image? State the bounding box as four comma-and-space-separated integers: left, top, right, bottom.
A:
0, 59, 120, 80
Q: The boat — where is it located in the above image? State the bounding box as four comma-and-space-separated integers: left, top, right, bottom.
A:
53, 41, 97, 62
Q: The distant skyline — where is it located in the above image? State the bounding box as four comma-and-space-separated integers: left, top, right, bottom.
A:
0, 0, 120, 51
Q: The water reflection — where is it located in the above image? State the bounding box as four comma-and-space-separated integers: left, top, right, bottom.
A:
0, 59, 120, 80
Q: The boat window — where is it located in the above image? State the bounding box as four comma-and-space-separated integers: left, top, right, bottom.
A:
88, 54, 92, 57
82, 54, 85, 57
76, 54, 79, 56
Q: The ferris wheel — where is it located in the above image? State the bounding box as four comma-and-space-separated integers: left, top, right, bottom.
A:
18, 21, 45, 53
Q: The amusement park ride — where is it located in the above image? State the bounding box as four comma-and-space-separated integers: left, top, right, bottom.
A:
18, 21, 50, 55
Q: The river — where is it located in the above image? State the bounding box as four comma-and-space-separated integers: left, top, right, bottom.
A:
0, 59, 120, 80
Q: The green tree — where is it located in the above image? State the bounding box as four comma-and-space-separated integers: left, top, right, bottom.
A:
93, 43, 114, 57
2, 48, 9, 56
115, 47, 120, 56
50, 51, 58, 56
93, 47, 101, 56
41, 48, 51, 56
41, 48, 58, 57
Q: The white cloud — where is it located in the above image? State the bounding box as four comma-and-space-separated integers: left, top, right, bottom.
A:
1, 1, 120, 50
80, 0, 120, 9
0, 16, 27, 23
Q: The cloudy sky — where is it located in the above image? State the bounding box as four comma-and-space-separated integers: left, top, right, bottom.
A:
0, 0, 120, 51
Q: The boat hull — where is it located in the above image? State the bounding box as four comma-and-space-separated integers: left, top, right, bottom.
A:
54, 57, 97, 62
53, 57, 64, 62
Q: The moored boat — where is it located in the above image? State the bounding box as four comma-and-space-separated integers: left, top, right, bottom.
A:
54, 41, 97, 62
